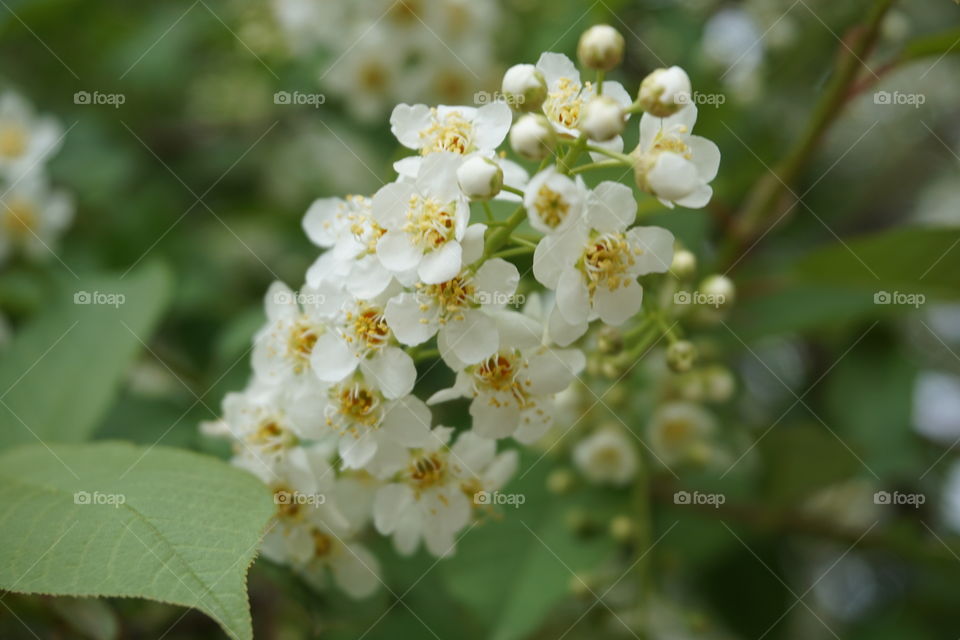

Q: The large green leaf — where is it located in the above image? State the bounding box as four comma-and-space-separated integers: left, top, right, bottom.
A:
0, 442, 274, 640
442, 461, 616, 640
0, 262, 171, 449
793, 227, 960, 298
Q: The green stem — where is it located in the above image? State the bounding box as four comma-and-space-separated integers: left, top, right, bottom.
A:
501, 184, 525, 197
726, 0, 896, 260
489, 246, 536, 260
477, 204, 527, 265
584, 145, 634, 164
570, 160, 627, 174
481, 200, 495, 222
559, 133, 588, 175
633, 458, 653, 634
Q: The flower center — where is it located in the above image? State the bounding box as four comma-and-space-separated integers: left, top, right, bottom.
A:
473, 352, 531, 408
403, 195, 456, 250
345, 305, 390, 354
420, 109, 473, 155
408, 453, 447, 491
248, 419, 296, 453
358, 62, 388, 91
580, 232, 640, 294
417, 276, 475, 323
661, 419, 692, 445
0, 124, 26, 159
652, 129, 692, 159
533, 184, 570, 229
287, 319, 320, 373
545, 78, 587, 129
328, 383, 383, 433
2, 199, 36, 237
311, 529, 334, 557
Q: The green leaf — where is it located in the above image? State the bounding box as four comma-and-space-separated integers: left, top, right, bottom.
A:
0, 441, 274, 640
442, 461, 615, 640
731, 283, 879, 339
792, 227, 960, 299
902, 27, 960, 62
0, 262, 171, 450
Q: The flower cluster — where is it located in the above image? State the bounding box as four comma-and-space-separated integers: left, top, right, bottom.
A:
272, 0, 503, 120
0, 91, 72, 266
204, 24, 721, 597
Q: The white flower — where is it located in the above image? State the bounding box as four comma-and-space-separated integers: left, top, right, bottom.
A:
310, 292, 417, 398
535, 53, 632, 141
509, 113, 556, 161
501, 63, 547, 111
533, 182, 675, 343
390, 102, 512, 156
0, 173, 73, 264
385, 234, 519, 366
258, 448, 382, 599
577, 25, 625, 71
580, 95, 625, 142
647, 401, 716, 465
321, 374, 433, 470
302, 194, 394, 300
638, 66, 692, 118
632, 104, 720, 209
373, 426, 518, 557
371, 152, 474, 284
0, 92, 63, 179
457, 153, 503, 200
251, 281, 341, 394
573, 429, 637, 486
428, 312, 585, 442
202, 382, 326, 476
523, 166, 586, 234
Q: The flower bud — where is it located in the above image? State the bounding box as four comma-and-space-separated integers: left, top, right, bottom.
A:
547, 468, 575, 494
638, 66, 692, 118
579, 95, 624, 142
699, 274, 735, 309
671, 248, 697, 279
666, 340, 697, 373
702, 365, 735, 403
609, 515, 635, 542
501, 63, 547, 111
597, 326, 624, 355
509, 114, 556, 160
457, 155, 503, 200
578, 25, 625, 71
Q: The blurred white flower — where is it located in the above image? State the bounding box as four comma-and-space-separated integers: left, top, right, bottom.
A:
573, 429, 637, 486
0, 173, 73, 265
0, 91, 63, 179
647, 401, 717, 465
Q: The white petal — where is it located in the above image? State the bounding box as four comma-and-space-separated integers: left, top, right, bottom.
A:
339, 430, 379, 470
536, 52, 579, 88
377, 230, 421, 272
390, 103, 433, 150
418, 241, 462, 284
594, 279, 643, 326
482, 450, 519, 489
381, 396, 433, 447
491, 309, 543, 350
526, 347, 584, 395
264, 281, 299, 320
674, 184, 713, 209
461, 223, 487, 264
450, 431, 497, 475
361, 347, 416, 399
330, 544, 381, 598
628, 226, 675, 274
473, 258, 519, 306
445, 310, 499, 365
556, 267, 590, 325
371, 181, 415, 227
373, 483, 414, 533
688, 135, 721, 182
311, 332, 358, 382
473, 102, 513, 151
385, 292, 437, 346
547, 305, 588, 347
586, 181, 636, 232
470, 395, 521, 439
302, 197, 343, 247
417, 152, 462, 203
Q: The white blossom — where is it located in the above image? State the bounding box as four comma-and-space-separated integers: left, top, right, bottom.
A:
391, 102, 512, 156
523, 166, 586, 235
0, 173, 73, 265
573, 428, 638, 486
0, 92, 63, 179
647, 401, 716, 465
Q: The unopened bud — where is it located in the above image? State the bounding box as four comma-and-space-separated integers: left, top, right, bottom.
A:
510, 114, 556, 160
501, 64, 548, 111
666, 340, 697, 373
578, 25, 625, 71
638, 66, 692, 118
